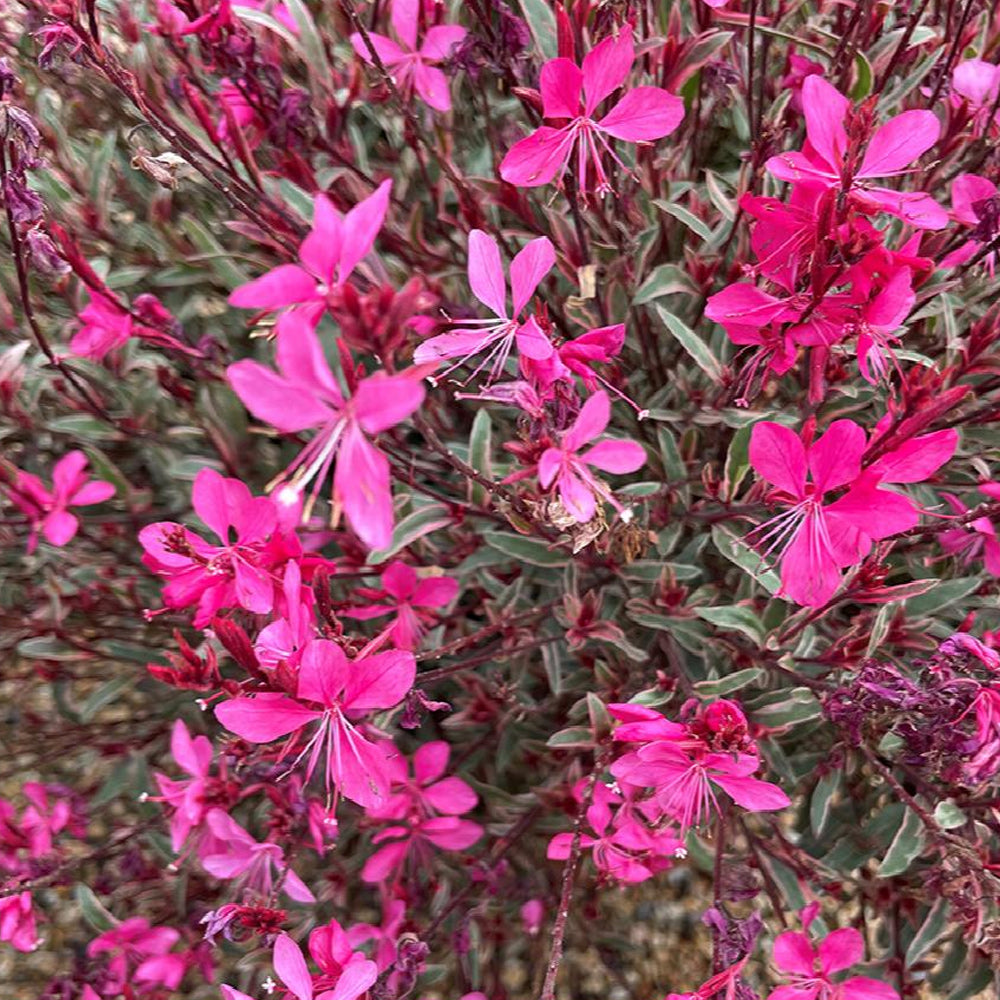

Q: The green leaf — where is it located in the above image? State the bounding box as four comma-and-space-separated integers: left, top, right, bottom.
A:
722, 424, 752, 501
694, 605, 766, 645
483, 531, 569, 568
933, 799, 966, 830
810, 770, 842, 838
468, 409, 492, 508
79, 676, 134, 723
633, 264, 698, 304
904, 577, 982, 617
711, 523, 781, 595
878, 807, 926, 877
76, 885, 117, 933
750, 687, 822, 727
17, 637, 84, 661
287, 0, 335, 95
520, 0, 557, 60
866, 602, 896, 656
906, 898, 951, 967
654, 200, 714, 241
694, 667, 764, 697
546, 726, 594, 749
852, 51, 873, 100
652, 304, 723, 383
367, 504, 453, 564
232, 6, 304, 51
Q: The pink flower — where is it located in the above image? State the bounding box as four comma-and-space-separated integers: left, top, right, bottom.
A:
255, 560, 315, 671
499, 27, 684, 193
538, 391, 646, 522
850, 271, 913, 383
522, 323, 628, 395
222, 931, 377, 1000
704, 282, 802, 393
361, 740, 482, 881
139, 467, 290, 627
347, 899, 406, 972
228, 312, 425, 549
68, 292, 132, 360
200, 810, 315, 903
766, 76, 946, 230
4, 451, 114, 553
214, 639, 416, 808
88, 918, 187, 992
782, 55, 825, 112
940, 483, 1000, 575
229, 181, 392, 320
413, 229, 555, 383
951, 59, 1000, 134
362, 814, 483, 882
369, 740, 479, 822
344, 562, 459, 650
0, 892, 38, 952
153, 720, 221, 852
769, 923, 899, 1000
941, 173, 999, 273
351, 0, 466, 112
610, 700, 790, 832
747, 420, 958, 606
547, 780, 682, 884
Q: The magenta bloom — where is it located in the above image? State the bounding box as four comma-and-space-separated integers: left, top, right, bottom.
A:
351, 0, 466, 112
951, 58, 1000, 134
538, 391, 646, 522
940, 482, 1000, 575
748, 420, 958, 606
153, 720, 217, 852
344, 562, 459, 650
228, 182, 392, 320
610, 700, 790, 832
766, 76, 946, 229
769, 924, 899, 1000
215, 639, 416, 808
362, 740, 482, 882
852, 267, 915, 384
223, 931, 377, 1000
139, 467, 288, 627
547, 780, 682, 884
499, 27, 684, 193
255, 560, 315, 671
69, 291, 132, 360
228, 311, 425, 549
87, 918, 187, 992
0, 892, 38, 953
4, 450, 114, 553
200, 810, 314, 903
413, 229, 555, 383
942, 173, 999, 273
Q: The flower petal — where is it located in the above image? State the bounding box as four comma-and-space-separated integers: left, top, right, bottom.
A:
466, 229, 507, 317
598, 87, 685, 141
750, 421, 807, 498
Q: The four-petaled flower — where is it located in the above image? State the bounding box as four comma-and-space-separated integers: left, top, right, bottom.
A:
768, 917, 899, 1000
4, 451, 114, 553
215, 639, 416, 808
500, 26, 684, 194
414, 229, 555, 383
748, 420, 957, 606
538, 390, 646, 523
229, 182, 392, 321
351, 0, 466, 112
228, 311, 425, 549
766, 76, 946, 229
